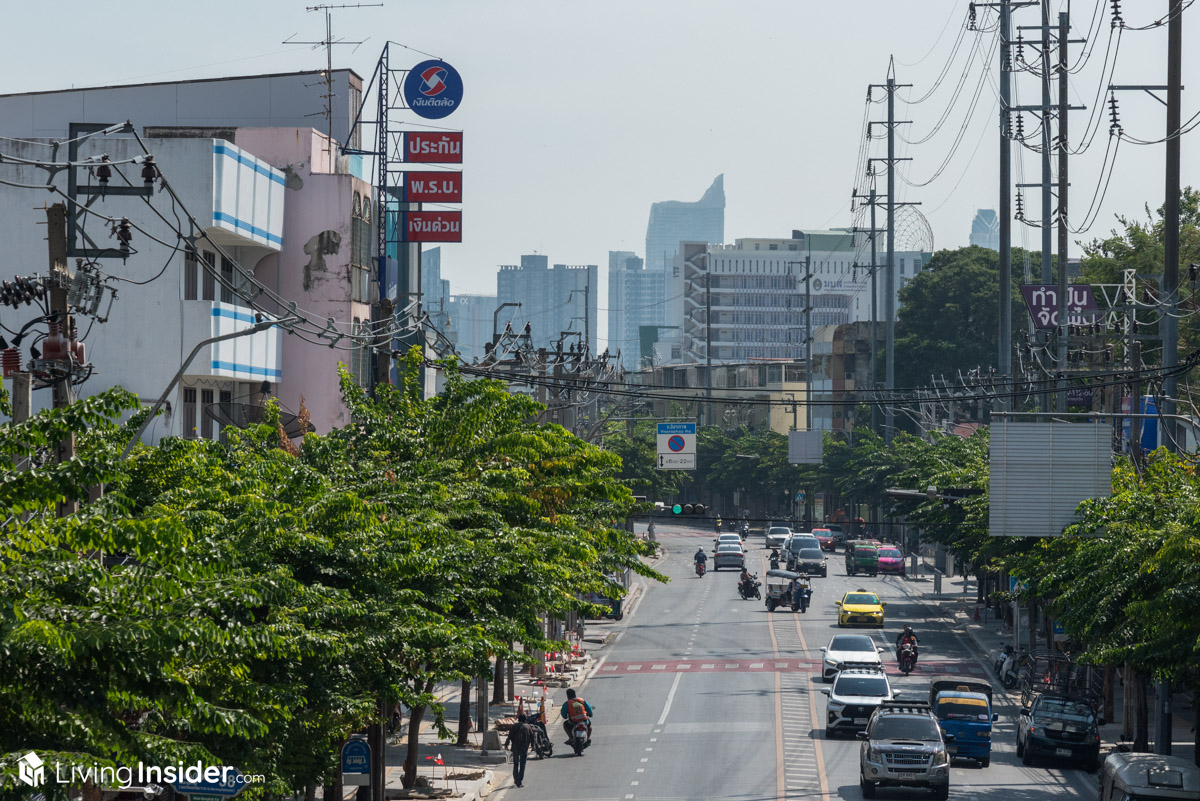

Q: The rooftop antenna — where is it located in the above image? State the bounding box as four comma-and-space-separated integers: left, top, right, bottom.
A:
284, 3, 381, 163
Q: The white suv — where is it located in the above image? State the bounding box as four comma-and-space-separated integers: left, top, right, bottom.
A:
823, 667, 893, 738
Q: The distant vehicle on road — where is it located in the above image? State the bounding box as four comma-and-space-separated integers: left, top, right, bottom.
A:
820, 633, 886, 682
845, 540, 880, 577
712, 543, 745, 571
1017, 693, 1103, 771
858, 701, 952, 800
792, 546, 828, 577
835, 589, 886, 628
823, 666, 892, 737
812, 528, 837, 551
876, 545, 905, 576
714, 532, 742, 549
765, 526, 791, 549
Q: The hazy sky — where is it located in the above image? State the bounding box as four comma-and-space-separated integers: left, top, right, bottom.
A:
5, 1, 1194, 346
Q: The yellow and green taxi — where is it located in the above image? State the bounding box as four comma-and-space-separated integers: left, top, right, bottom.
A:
835, 588, 886, 628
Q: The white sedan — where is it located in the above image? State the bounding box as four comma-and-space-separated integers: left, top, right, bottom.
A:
765, 526, 791, 548
712, 543, 745, 571
819, 634, 886, 682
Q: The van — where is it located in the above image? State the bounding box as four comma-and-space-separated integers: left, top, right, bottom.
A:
1099, 751, 1200, 801
845, 540, 879, 577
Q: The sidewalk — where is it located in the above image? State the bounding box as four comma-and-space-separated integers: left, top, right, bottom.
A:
910, 564, 1195, 757
367, 577, 651, 800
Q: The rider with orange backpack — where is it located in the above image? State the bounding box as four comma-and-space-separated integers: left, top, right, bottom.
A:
559, 688, 594, 744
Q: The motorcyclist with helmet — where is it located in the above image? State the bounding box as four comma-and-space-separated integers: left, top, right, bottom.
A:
896, 624, 920, 665
560, 688, 594, 746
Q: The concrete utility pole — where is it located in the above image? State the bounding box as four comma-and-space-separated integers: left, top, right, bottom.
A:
1040, 0, 1054, 286
852, 186, 884, 433
867, 66, 912, 443
1056, 11, 1070, 412
705, 269, 712, 427
46, 204, 77, 517
1156, 0, 1183, 755
999, 0, 1014, 405
1161, 0, 1183, 459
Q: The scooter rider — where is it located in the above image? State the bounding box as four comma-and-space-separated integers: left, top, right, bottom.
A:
769, 548, 781, 570
560, 688, 594, 744
738, 566, 757, 594
896, 625, 920, 658
694, 547, 708, 573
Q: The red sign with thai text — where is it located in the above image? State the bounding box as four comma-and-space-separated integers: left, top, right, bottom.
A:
402, 211, 462, 242
403, 131, 463, 163
403, 171, 462, 202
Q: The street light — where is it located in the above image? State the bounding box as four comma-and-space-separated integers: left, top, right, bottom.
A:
120, 317, 297, 460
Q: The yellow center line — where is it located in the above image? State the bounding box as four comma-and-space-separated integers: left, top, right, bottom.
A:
796, 602, 832, 799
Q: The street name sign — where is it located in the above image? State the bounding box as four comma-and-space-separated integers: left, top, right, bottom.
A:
656, 422, 696, 470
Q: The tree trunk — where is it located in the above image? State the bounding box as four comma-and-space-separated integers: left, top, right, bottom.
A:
1134, 672, 1150, 752
323, 771, 343, 801
1104, 664, 1115, 724
305, 784, 317, 801
492, 657, 505, 704
507, 645, 516, 700
402, 678, 436, 789
1122, 664, 1136, 741
1193, 692, 1199, 767
1027, 596, 1038, 651
456, 678, 472, 746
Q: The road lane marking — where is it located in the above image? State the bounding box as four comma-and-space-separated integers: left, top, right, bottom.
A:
774, 666, 786, 801
794, 615, 831, 800
656, 671, 683, 726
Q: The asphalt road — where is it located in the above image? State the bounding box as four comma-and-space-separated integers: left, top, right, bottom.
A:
493, 525, 1101, 801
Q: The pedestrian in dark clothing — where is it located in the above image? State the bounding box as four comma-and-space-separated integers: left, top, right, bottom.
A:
504, 713, 532, 788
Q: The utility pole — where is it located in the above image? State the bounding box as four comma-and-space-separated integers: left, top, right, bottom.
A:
1056, 11, 1070, 412
46, 204, 76, 517
999, 0, 1014, 406
852, 185, 884, 433
1161, 0, 1183, 456
1156, 0, 1183, 754
1040, 0, 1054, 286
867, 66, 912, 443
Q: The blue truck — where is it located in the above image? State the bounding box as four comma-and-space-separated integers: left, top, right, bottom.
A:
928, 677, 997, 767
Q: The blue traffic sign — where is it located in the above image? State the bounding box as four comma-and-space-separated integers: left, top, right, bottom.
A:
342, 740, 371, 777
667, 435, 685, 452
403, 59, 464, 120
170, 769, 249, 798
657, 423, 696, 435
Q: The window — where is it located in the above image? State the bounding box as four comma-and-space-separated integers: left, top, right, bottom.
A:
219, 390, 233, 445
182, 388, 197, 439
201, 251, 216, 301
220, 256, 234, 304
349, 82, 363, 149
200, 389, 214, 439
184, 250, 198, 300
351, 191, 373, 302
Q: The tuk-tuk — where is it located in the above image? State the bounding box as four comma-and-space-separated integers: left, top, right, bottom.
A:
844, 540, 880, 577
1100, 752, 1200, 801
929, 677, 997, 766
764, 569, 811, 613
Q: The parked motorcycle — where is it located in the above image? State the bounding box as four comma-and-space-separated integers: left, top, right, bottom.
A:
531, 720, 553, 759
898, 642, 917, 675
995, 644, 1018, 689
737, 573, 761, 600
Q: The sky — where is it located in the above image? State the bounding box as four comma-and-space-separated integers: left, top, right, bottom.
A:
5, 0, 1195, 347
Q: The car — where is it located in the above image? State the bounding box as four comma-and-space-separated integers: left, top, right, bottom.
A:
792, 546, 828, 577
783, 534, 820, 569
812, 528, 837, 552
823, 666, 893, 737
876, 545, 905, 576
820, 633, 886, 682
714, 532, 742, 549
835, 589, 886, 628
845, 540, 880, 577
1100, 752, 1200, 801
712, 542, 745, 571
858, 701, 952, 800
1016, 694, 1103, 770
765, 526, 791, 548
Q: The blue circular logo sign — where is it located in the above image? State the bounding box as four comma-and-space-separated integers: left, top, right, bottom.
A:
403, 59, 463, 120
668, 435, 686, 452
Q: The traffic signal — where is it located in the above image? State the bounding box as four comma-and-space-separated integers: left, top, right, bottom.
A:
671, 502, 706, 516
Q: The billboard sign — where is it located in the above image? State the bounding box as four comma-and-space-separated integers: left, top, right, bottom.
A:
402, 59, 463, 120
341, 740, 370, 787
401, 211, 462, 243
1020, 284, 1100, 329
403, 132, 463, 164
403, 172, 462, 203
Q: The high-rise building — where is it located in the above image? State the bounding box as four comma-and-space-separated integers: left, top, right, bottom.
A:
665, 232, 931, 364
447, 293, 498, 363
645, 175, 725, 277
421, 247, 454, 349
970, 209, 1000, 251
607, 251, 664, 369
496, 258, 598, 353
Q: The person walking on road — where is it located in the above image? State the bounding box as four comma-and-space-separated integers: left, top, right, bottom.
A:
504, 713, 533, 788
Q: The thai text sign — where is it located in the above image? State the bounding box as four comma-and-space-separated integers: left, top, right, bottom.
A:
1020, 284, 1099, 329
403, 131, 463, 163
402, 211, 462, 242
403, 172, 462, 202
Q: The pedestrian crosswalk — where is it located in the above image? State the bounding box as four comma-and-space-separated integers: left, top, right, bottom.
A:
597, 657, 987, 676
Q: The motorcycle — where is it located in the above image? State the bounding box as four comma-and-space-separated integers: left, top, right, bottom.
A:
531, 719, 553, 759
695, 561, 707, 577
570, 720, 591, 756
995, 644, 1019, 689
740, 522, 750, 540
737, 573, 761, 600
898, 642, 918, 675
